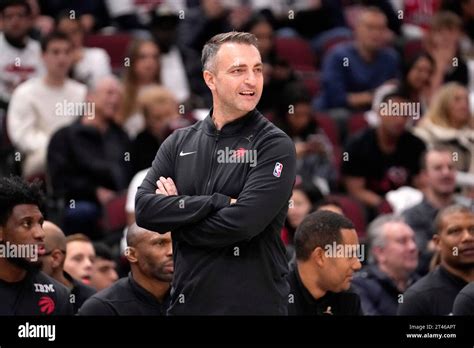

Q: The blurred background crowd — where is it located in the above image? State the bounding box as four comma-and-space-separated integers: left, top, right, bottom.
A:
1, 0, 474, 315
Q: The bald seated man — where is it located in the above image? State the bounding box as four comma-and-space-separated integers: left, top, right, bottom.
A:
78, 224, 173, 315
40, 221, 96, 313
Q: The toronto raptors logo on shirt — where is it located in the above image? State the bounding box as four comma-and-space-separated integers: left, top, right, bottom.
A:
234, 148, 247, 158
38, 296, 55, 315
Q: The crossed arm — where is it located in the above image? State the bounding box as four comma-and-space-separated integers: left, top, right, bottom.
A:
135, 133, 296, 248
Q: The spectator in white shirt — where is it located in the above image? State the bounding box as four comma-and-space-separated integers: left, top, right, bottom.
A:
55, 12, 111, 88
0, 0, 44, 107
7, 31, 87, 178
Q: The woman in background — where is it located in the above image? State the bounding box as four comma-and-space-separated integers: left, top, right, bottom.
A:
120, 39, 161, 138
413, 82, 474, 173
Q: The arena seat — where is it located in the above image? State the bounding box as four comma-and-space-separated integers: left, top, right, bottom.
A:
274, 37, 316, 71
327, 194, 367, 238
83, 33, 132, 73
347, 112, 369, 135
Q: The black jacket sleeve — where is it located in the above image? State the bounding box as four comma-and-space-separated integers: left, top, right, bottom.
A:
135, 132, 231, 233
174, 133, 296, 248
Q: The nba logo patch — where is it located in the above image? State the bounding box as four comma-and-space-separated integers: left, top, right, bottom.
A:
273, 162, 283, 177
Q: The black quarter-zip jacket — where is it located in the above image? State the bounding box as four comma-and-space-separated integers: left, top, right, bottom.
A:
135, 109, 296, 315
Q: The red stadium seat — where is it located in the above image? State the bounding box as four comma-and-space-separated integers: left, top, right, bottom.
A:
101, 193, 127, 232
83, 33, 132, 73
315, 112, 340, 147
274, 37, 316, 71
327, 194, 367, 238
301, 70, 321, 98
347, 112, 368, 135
403, 39, 423, 61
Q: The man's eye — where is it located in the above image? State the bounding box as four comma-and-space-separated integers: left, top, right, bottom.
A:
448, 228, 461, 235
232, 69, 242, 73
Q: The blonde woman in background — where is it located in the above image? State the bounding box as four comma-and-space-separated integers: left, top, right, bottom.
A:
413, 82, 474, 173
130, 85, 179, 175
119, 39, 161, 139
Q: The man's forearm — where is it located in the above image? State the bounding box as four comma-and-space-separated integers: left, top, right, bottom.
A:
350, 188, 383, 208
347, 91, 373, 109
135, 191, 230, 233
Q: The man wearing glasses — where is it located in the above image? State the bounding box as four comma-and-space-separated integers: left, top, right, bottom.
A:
40, 221, 96, 313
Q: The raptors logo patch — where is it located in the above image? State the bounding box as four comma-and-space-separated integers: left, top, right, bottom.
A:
38, 296, 55, 315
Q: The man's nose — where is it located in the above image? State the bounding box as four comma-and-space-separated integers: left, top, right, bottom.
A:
408, 239, 418, 252
33, 225, 45, 241
244, 71, 257, 86
462, 227, 474, 242
84, 259, 93, 269
353, 258, 362, 271
166, 244, 173, 257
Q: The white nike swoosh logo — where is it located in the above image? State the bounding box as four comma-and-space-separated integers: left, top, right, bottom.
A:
179, 151, 197, 157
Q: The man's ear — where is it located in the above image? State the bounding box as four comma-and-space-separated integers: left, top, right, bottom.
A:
203, 70, 216, 91
311, 247, 325, 268
125, 247, 138, 264
371, 246, 384, 264
51, 249, 65, 269
432, 234, 441, 251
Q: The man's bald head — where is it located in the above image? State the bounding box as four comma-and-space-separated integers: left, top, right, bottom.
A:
87, 75, 123, 120
126, 223, 173, 282
126, 223, 152, 248
42, 221, 66, 252
40, 221, 67, 277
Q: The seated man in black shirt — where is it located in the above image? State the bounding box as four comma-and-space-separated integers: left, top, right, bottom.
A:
40, 221, 96, 313
288, 210, 363, 315
342, 90, 426, 218
78, 223, 172, 315
398, 205, 474, 315
452, 282, 474, 315
0, 176, 73, 315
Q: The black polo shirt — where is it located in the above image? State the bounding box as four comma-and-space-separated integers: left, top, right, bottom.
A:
398, 266, 468, 315
452, 282, 474, 315
0, 269, 73, 315
287, 266, 362, 316
78, 273, 170, 315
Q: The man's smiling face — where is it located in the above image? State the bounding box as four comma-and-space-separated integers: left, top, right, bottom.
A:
205, 42, 264, 118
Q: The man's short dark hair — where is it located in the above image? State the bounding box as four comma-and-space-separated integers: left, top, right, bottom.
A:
294, 210, 355, 261
66, 233, 92, 244
0, 0, 31, 15
40, 31, 71, 52
380, 88, 410, 105
434, 204, 474, 234
0, 176, 44, 227
201, 31, 259, 71
315, 196, 343, 212
419, 144, 454, 171
93, 242, 114, 261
